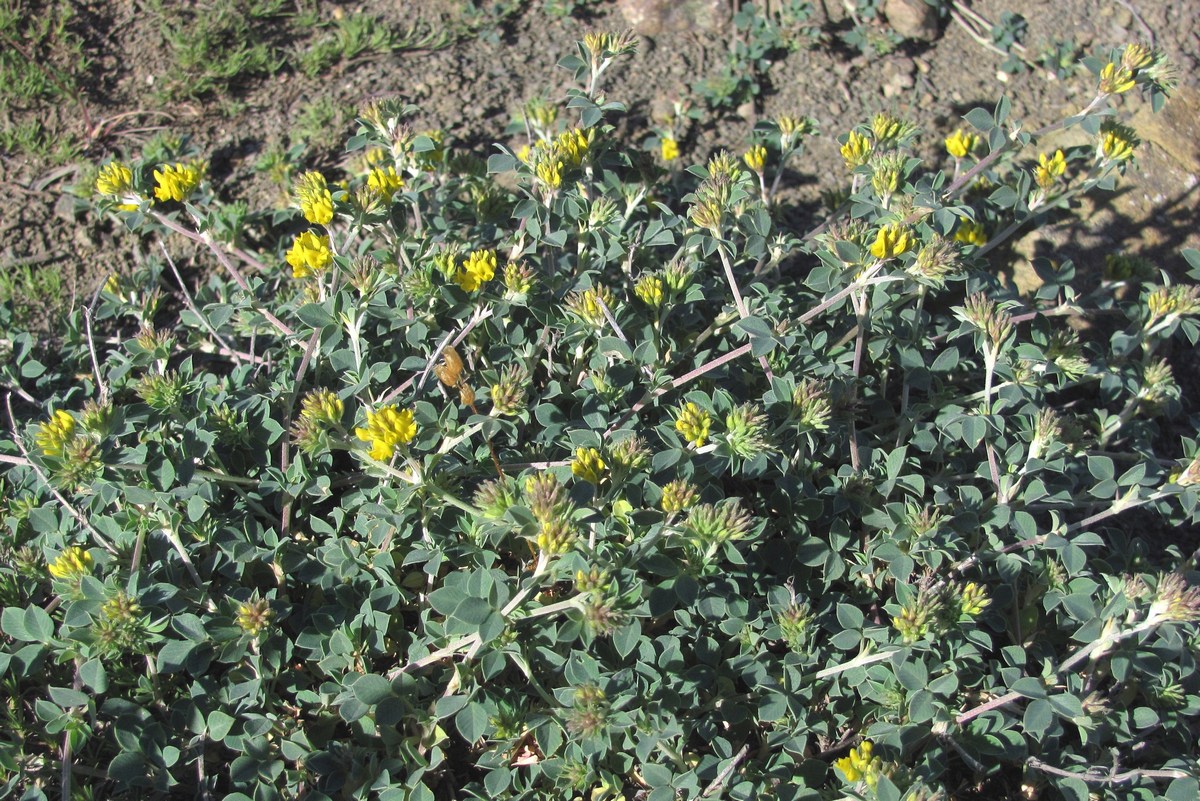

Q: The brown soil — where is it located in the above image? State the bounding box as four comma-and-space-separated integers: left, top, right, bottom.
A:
2, 0, 1199, 331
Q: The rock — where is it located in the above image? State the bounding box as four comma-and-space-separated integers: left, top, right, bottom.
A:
809, 0, 852, 25
884, 0, 940, 42
882, 66, 915, 98
616, 0, 728, 36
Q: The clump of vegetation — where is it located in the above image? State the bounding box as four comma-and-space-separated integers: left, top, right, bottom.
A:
0, 0, 89, 161
2, 30, 1199, 801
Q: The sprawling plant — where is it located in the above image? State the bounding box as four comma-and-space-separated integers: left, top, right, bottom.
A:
2, 33, 1199, 801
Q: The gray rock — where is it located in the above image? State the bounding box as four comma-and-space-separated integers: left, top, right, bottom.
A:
884, 0, 940, 42
616, 0, 729, 36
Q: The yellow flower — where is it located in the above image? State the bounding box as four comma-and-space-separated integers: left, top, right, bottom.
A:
944, 129, 977, 159
960, 582, 990, 616
871, 113, 905, 145
840, 130, 872, 169
954, 220, 988, 246
299, 389, 343, 426
571, 447, 606, 484
635, 274, 665, 308
1099, 61, 1136, 94
367, 165, 404, 202
152, 162, 201, 203
95, 161, 134, 196
675, 402, 712, 448
355, 405, 417, 461
456, 248, 497, 292
554, 128, 591, 168
49, 546, 93, 580
1121, 43, 1154, 72
535, 158, 563, 190
1034, 149, 1067, 188
660, 479, 698, 512
742, 144, 767, 173
869, 224, 913, 260
36, 410, 76, 458
294, 171, 334, 225
566, 285, 615, 326
516, 144, 532, 164
1099, 121, 1139, 164
835, 740, 882, 789
660, 136, 680, 162
285, 231, 333, 279
235, 598, 274, 637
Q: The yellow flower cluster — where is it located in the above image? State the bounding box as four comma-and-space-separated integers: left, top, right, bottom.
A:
742, 144, 766, 173
566, 285, 615, 326
635, 274, 665, 308
355, 405, 417, 460
153, 162, 202, 203
49, 546, 93, 580
455, 248, 497, 292
840, 130, 872, 170
944, 129, 977, 159
36, 410, 76, 458
660, 479, 698, 512
235, 598, 274, 637
571, 447, 606, 485
869, 224, 913, 260
1099, 121, 1139, 164
300, 389, 344, 426
95, 161, 134, 197
835, 740, 883, 789
555, 128, 591, 168
367, 165, 404, 202
286, 231, 333, 279
1099, 61, 1136, 95
954, 221, 988, 247
528, 128, 593, 190
1033, 149, 1067, 188
675, 402, 712, 448
960, 582, 991, 616
294, 171, 334, 225
660, 136, 680, 162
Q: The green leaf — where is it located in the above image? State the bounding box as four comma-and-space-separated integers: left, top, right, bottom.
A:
208, 710, 236, 741
80, 659, 107, 693
1167, 778, 1200, 801
107, 752, 147, 784
1087, 455, 1114, 481
1023, 698, 1052, 732
157, 640, 195, 673
455, 702, 488, 743
484, 767, 511, 795
47, 687, 89, 708
435, 694, 469, 719
735, 316, 773, 340
1, 607, 29, 641
964, 107, 994, 132
23, 606, 53, 643
1010, 677, 1047, 699
351, 674, 394, 705
835, 603, 863, 630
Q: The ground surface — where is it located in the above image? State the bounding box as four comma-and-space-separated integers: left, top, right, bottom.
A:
1, 0, 1198, 332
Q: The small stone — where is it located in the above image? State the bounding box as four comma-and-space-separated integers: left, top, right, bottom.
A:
809, 0, 851, 25
884, 0, 940, 42
882, 66, 915, 98
617, 0, 728, 36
